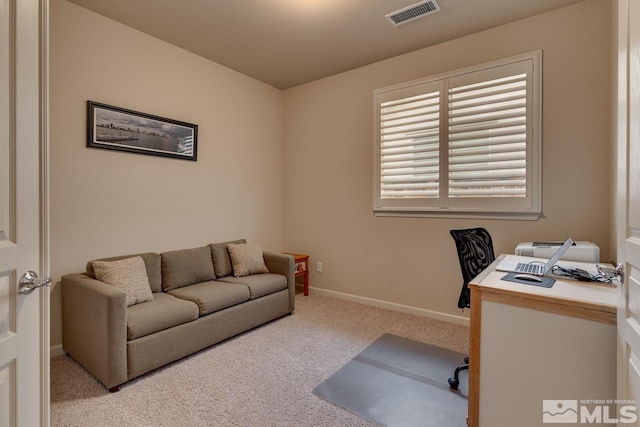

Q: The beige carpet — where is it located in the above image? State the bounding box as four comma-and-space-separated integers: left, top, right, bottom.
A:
51, 293, 469, 426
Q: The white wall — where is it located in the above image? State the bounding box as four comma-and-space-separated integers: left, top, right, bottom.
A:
50, 0, 285, 348
49, 0, 613, 349
283, 0, 612, 320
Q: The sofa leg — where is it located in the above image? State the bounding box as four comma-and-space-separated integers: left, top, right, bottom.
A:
109, 386, 120, 393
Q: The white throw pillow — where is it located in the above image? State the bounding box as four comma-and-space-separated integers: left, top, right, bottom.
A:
227, 243, 269, 277
91, 256, 154, 306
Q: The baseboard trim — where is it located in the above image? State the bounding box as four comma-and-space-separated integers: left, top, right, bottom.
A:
308, 287, 470, 326
50, 344, 66, 358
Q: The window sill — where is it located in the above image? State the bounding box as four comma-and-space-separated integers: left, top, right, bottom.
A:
373, 209, 541, 221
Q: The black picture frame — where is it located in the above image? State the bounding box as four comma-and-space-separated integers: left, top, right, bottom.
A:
87, 101, 198, 161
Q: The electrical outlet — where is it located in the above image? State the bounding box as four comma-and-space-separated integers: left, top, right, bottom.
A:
316, 262, 323, 273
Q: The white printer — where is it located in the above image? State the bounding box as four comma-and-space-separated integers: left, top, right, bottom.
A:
514, 241, 600, 263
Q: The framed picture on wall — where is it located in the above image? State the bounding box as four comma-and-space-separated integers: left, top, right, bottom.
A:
87, 101, 198, 161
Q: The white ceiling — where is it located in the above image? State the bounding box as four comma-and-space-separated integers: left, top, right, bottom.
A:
66, 0, 585, 89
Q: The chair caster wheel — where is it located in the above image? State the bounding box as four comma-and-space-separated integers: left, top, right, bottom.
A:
448, 377, 459, 390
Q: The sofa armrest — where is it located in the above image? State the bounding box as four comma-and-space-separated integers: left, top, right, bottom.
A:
263, 251, 295, 312
61, 273, 128, 390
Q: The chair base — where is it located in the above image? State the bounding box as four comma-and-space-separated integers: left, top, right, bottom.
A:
448, 357, 469, 390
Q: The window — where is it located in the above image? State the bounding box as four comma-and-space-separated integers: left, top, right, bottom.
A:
373, 51, 541, 219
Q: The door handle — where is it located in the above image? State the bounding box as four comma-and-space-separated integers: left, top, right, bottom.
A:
19, 270, 51, 295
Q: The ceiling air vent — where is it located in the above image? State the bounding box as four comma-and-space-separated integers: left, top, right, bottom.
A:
386, 0, 441, 27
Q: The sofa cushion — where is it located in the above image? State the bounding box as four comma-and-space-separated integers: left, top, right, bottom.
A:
126, 292, 200, 340
227, 243, 269, 277
217, 273, 287, 300
91, 256, 154, 307
209, 239, 247, 278
167, 280, 250, 315
161, 246, 216, 291
87, 252, 162, 293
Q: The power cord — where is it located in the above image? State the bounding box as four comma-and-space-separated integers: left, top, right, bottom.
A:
551, 265, 618, 285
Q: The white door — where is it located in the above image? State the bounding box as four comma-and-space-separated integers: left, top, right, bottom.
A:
0, 0, 50, 426
618, 0, 640, 423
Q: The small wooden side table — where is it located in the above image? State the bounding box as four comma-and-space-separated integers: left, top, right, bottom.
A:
284, 253, 309, 296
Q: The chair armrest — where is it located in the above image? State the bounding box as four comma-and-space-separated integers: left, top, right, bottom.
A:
61, 273, 128, 389
263, 251, 295, 312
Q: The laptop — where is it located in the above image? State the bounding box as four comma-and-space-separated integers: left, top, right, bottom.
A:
496, 238, 574, 276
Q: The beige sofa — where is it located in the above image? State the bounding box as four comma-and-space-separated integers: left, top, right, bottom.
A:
61, 240, 295, 392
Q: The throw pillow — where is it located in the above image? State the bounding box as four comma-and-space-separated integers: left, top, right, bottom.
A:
227, 243, 269, 277
210, 239, 247, 278
86, 252, 162, 293
91, 256, 154, 307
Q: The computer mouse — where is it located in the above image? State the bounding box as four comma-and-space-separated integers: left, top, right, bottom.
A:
514, 273, 544, 282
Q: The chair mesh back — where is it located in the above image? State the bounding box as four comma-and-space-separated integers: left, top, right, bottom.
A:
450, 228, 495, 309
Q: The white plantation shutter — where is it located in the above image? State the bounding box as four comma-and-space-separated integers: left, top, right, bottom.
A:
380, 90, 440, 199
373, 52, 541, 218
448, 73, 527, 198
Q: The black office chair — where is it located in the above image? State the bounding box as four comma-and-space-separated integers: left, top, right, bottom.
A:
448, 227, 495, 390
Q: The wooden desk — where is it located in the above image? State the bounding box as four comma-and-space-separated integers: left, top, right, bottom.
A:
284, 253, 309, 296
468, 254, 617, 427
